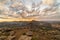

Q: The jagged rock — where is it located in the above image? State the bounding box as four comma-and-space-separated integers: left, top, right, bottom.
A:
0, 36, 7, 40
18, 35, 32, 40
9, 31, 15, 36
26, 31, 33, 36
7, 36, 15, 40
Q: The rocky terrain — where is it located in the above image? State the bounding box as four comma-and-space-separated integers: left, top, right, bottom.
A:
0, 21, 60, 40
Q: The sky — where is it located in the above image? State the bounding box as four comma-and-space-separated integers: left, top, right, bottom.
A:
0, 0, 60, 21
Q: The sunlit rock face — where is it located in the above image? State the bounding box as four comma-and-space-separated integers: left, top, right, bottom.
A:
0, 0, 60, 19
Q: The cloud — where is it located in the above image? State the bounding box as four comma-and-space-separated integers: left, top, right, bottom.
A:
0, 0, 60, 20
